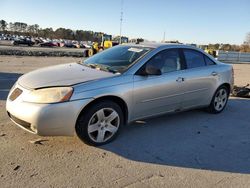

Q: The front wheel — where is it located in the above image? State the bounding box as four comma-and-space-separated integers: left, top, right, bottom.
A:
76, 101, 124, 146
88, 49, 94, 57
207, 86, 229, 114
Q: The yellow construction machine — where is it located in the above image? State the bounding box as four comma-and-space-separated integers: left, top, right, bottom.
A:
84, 33, 128, 57
204, 47, 217, 58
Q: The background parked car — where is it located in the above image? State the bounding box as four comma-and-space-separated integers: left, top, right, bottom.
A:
12, 38, 35, 46
64, 42, 80, 48
40, 41, 58, 47
80, 42, 91, 49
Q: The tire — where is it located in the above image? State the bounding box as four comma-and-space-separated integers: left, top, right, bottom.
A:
87, 49, 93, 57
76, 100, 124, 146
207, 86, 229, 114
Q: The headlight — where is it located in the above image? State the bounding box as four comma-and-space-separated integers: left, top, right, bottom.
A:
23, 87, 73, 104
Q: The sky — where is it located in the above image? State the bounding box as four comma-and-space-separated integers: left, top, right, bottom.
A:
1, 0, 249, 44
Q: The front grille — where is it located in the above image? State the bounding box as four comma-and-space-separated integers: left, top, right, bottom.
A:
9, 88, 22, 101
7, 112, 32, 131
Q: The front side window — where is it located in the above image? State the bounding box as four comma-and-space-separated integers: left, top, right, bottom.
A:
183, 49, 206, 69
146, 49, 182, 74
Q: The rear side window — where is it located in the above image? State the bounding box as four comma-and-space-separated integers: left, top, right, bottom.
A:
183, 49, 206, 69
204, 55, 216, 65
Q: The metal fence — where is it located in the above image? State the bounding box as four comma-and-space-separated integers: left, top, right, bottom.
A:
218, 51, 250, 63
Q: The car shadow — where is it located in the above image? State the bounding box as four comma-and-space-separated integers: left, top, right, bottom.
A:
101, 98, 250, 174
0, 72, 22, 100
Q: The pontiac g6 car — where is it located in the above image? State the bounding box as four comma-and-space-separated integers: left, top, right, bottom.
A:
6, 43, 234, 146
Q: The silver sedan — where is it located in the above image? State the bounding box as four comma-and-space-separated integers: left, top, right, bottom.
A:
6, 43, 234, 145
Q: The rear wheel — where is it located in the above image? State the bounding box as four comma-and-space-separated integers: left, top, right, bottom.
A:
87, 49, 93, 57
76, 100, 123, 146
207, 86, 229, 114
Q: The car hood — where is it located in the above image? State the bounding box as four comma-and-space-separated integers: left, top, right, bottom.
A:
18, 63, 114, 89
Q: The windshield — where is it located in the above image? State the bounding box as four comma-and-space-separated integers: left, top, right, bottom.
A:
82, 45, 151, 73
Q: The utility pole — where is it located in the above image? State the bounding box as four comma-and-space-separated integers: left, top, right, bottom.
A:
119, 0, 124, 44
162, 31, 165, 43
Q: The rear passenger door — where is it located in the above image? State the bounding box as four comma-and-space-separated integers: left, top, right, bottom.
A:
180, 49, 219, 109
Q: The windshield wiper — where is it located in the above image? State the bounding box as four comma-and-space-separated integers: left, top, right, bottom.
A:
84, 63, 119, 74
82, 63, 101, 70
83, 63, 97, 68
105, 66, 120, 74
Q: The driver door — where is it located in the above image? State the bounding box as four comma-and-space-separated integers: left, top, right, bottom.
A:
131, 49, 186, 120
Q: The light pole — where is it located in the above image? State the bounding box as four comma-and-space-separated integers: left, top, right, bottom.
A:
119, 0, 124, 44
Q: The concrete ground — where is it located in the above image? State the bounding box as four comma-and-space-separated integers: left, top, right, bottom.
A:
0, 56, 250, 188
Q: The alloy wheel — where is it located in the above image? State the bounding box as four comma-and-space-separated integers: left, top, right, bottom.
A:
214, 88, 228, 111
87, 108, 120, 143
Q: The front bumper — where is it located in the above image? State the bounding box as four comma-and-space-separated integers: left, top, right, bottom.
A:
6, 84, 92, 136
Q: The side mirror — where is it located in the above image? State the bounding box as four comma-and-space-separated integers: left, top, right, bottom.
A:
141, 64, 162, 76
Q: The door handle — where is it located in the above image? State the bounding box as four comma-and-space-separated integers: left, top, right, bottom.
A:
211, 71, 218, 76
176, 77, 185, 82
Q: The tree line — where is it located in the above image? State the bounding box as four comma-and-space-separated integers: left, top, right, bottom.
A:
0, 19, 98, 41
196, 32, 250, 52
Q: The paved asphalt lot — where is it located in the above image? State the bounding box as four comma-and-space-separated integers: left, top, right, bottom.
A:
0, 56, 250, 187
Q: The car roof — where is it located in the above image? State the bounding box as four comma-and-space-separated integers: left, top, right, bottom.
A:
124, 42, 198, 50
